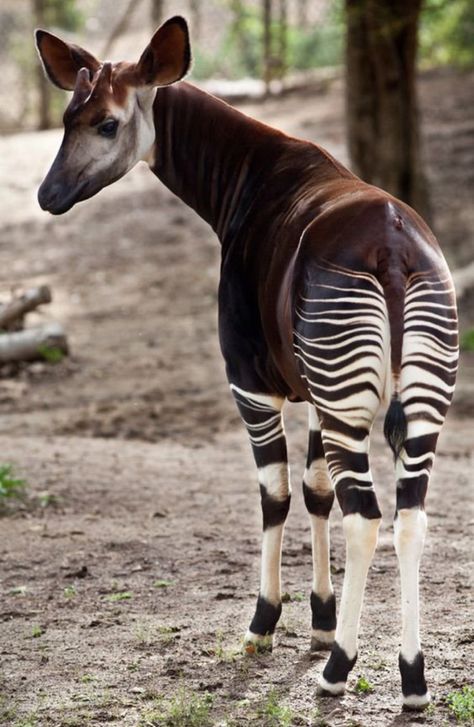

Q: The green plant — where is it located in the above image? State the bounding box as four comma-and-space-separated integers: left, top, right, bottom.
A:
355, 676, 374, 694
31, 625, 44, 638
64, 585, 77, 598
139, 688, 213, 726
153, 579, 174, 588
106, 591, 132, 602
0, 464, 25, 503
446, 686, 474, 722
460, 329, 474, 352
256, 689, 293, 727
37, 344, 65, 363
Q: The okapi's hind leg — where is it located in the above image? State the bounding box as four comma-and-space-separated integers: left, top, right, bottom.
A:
392, 273, 458, 710
230, 384, 290, 653
303, 405, 336, 652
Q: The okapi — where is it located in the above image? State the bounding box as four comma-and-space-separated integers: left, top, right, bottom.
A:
36, 16, 458, 709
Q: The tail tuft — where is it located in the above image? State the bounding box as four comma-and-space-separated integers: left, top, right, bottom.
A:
383, 395, 407, 461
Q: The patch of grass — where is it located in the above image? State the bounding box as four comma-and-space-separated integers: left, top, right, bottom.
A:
355, 676, 374, 694
157, 625, 181, 647
153, 579, 174, 588
79, 674, 95, 684
64, 585, 77, 598
139, 688, 213, 726
37, 344, 65, 363
281, 591, 304, 603
256, 689, 293, 727
31, 625, 44, 638
37, 490, 60, 508
0, 464, 25, 504
446, 686, 474, 722
106, 591, 132, 602
204, 630, 240, 662
13, 715, 38, 727
8, 585, 27, 596
461, 329, 474, 352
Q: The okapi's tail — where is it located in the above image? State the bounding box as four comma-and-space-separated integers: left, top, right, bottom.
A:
380, 272, 407, 461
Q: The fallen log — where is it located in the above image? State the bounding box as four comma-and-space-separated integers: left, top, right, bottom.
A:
0, 323, 68, 363
0, 286, 52, 330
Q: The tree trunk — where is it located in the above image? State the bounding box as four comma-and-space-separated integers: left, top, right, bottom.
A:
296, 0, 308, 28
151, 0, 165, 29
188, 0, 201, 41
102, 0, 144, 57
33, 0, 52, 130
345, 0, 430, 220
277, 0, 288, 80
262, 0, 273, 93
0, 324, 68, 363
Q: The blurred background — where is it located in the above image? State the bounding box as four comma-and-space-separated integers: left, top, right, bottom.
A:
0, 0, 473, 441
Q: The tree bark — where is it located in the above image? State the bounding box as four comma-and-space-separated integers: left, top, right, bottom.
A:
151, 0, 165, 29
0, 286, 52, 331
262, 0, 273, 93
345, 0, 430, 220
277, 0, 288, 80
0, 324, 68, 363
102, 0, 145, 57
33, 0, 52, 130
188, 0, 201, 41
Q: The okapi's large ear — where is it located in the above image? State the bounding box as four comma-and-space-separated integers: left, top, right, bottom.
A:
135, 16, 191, 87
35, 29, 101, 91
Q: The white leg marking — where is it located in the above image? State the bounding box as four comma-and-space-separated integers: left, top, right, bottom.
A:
403, 693, 431, 709
394, 508, 427, 664
335, 513, 380, 661
317, 676, 346, 695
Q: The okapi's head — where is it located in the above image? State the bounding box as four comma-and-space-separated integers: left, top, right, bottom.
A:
35, 17, 190, 214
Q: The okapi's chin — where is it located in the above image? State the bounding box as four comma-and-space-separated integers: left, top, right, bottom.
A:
37, 179, 90, 215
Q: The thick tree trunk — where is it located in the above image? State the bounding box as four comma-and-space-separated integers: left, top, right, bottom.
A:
262, 0, 273, 93
33, 0, 52, 130
0, 324, 68, 363
151, 0, 165, 29
0, 286, 51, 331
277, 0, 288, 80
188, 0, 201, 41
345, 0, 430, 220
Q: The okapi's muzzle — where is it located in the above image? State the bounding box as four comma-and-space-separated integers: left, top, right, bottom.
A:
38, 146, 91, 215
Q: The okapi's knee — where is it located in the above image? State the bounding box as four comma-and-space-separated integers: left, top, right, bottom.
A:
303, 457, 334, 519
258, 462, 291, 529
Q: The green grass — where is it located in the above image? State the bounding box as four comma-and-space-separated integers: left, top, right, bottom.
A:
446, 686, 474, 722
460, 329, 474, 352
64, 585, 77, 598
355, 676, 374, 694
0, 464, 25, 504
31, 625, 44, 638
153, 579, 174, 588
106, 591, 132, 602
37, 344, 65, 363
139, 688, 213, 726
256, 689, 293, 727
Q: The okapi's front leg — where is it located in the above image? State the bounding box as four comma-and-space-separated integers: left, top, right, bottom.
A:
230, 384, 290, 653
303, 405, 336, 652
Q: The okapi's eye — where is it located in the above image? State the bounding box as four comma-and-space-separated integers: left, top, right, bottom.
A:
98, 119, 118, 139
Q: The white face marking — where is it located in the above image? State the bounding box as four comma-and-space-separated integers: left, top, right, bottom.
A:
61, 87, 157, 196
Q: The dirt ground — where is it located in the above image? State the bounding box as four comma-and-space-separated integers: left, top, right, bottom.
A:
0, 70, 473, 727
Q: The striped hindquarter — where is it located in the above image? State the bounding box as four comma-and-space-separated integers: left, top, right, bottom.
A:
293, 262, 458, 706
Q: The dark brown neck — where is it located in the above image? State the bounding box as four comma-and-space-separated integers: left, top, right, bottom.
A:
151, 82, 288, 243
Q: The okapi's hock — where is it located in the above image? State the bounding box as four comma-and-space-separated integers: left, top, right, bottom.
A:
36, 16, 459, 710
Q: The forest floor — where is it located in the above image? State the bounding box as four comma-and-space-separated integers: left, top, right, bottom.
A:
0, 69, 473, 727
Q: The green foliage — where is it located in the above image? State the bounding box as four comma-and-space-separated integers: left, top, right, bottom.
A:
460, 329, 474, 351
420, 0, 474, 68
256, 689, 293, 727
37, 344, 65, 364
106, 591, 132, 602
191, 1, 343, 80
446, 686, 474, 722
31, 625, 44, 638
139, 688, 213, 727
0, 464, 25, 503
42, 0, 84, 33
355, 676, 374, 694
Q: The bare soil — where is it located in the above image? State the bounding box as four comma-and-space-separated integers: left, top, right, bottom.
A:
0, 70, 473, 726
